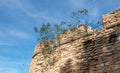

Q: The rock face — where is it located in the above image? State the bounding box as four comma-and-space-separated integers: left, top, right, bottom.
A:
29, 9, 120, 73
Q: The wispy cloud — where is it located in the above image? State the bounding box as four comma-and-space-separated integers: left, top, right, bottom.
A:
0, 0, 59, 22
0, 30, 33, 41
68, 0, 87, 8
68, 0, 120, 8
88, 8, 100, 23
9, 30, 33, 39
0, 42, 13, 46
0, 56, 19, 73
0, 56, 30, 73
68, 0, 120, 28
0, 67, 19, 73
0, 25, 33, 39
68, 0, 99, 20
0, 0, 38, 17
0, 26, 34, 46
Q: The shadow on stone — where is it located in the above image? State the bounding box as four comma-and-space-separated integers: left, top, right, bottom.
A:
59, 30, 120, 73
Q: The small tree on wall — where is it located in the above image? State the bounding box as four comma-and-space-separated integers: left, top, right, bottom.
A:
64, 9, 90, 38
34, 22, 51, 45
34, 22, 55, 57
34, 8, 102, 58
54, 24, 61, 46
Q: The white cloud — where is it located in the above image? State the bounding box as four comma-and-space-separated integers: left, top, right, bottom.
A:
0, 26, 34, 46
0, 0, 20, 9
9, 30, 33, 39
88, 8, 99, 23
0, 0, 59, 22
0, 56, 20, 73
68, 0, 120, 13
0, 56, 30, 73
0, 25, 33, 40
68, 0, 92, 9
0, 42, 13, 46
90, 8, 98, 17
0, 30, 33, 40
0, 0, 37, 16
0, 67, 19, 73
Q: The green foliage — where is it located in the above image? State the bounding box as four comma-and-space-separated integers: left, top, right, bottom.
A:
61, 21, 66, 25
71, 9, 90, 38
42, 46, 55, 58
46, 46, 54, 54
77, 9, 88, 15
85, 20, 88, 34
97, 20, 103, 25
37, 58, 41, 62
34, 22, 53, 44
79, 33, 85, 38
62, 29, 67, 34
34, 8, 101, 58
34, 26, 39, 32
54, 24, 61, 45
79, 32, 90, 38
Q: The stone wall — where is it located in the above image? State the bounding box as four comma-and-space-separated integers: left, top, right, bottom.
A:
29, 9, 120, 73
102, 9, 120, 29
58, 25, 93, 44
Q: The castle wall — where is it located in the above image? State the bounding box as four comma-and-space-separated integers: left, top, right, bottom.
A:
102, 9, 120, 29
29, 9, 120, 73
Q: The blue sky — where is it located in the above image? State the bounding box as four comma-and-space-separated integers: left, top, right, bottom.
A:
0, 0, 120, 73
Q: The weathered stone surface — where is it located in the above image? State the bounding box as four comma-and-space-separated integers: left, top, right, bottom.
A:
29, 9, 120, 73
102, 9, 120, 29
